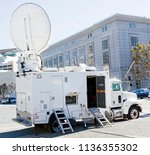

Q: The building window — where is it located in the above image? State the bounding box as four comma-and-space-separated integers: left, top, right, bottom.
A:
70, 49, 77, 66
88, 43, 94, 66
0, 64, 13, 71
48, 58, 53, 67
102, 26, 107, 32
88, 33, 92, 38
64, 51, 70, 66
58, 54, 64, 67
102, 39, 109, 51
131, 36, 138, 47
0, 56, 5, 63
103, 52, 109, 65
43, 59, 47, 67
102, 39, 109, 65
78, 46, 85, 63
129, 23, 136, 28
53, 56, 58, 68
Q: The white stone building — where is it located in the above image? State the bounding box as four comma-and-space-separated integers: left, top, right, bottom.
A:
41, 14, 150, 89
0, 48, 19, 72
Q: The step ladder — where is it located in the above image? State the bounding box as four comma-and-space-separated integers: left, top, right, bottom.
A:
53, 108, 74, 134
89, 108, 112, 127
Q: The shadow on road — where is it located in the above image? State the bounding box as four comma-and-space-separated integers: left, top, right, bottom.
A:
0, 124, 87, 138
140, 113, 150, 118
0, 127, 37, 138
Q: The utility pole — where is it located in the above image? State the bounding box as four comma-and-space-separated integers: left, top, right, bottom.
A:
124, 61, 135, 91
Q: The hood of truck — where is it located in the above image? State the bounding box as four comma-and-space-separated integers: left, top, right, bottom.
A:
123, 91, 138, 100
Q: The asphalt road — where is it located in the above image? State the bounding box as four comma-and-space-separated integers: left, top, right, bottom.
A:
0, 98, 150, 138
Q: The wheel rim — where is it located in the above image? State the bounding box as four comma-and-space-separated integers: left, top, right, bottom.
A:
130, 109, 138, 119
51, 120, 61, 133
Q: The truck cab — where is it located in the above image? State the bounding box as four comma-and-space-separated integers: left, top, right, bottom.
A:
109, 79, 142, 120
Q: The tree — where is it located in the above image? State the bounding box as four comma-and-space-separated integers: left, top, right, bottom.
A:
0, 83, 8, 99
130, 43, 150, 88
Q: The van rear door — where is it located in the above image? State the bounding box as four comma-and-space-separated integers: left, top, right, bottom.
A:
96, 76, 106, 108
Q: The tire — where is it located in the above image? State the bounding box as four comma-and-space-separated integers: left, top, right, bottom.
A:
47, 116, 61, 133
128, 106, 139, 119
69, 119, 76, 127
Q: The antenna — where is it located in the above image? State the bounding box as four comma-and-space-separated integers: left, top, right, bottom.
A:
10, 3, 51, 72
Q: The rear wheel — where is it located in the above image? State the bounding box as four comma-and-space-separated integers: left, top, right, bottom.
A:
128, 106, 139, 119
47, 116, 61, 133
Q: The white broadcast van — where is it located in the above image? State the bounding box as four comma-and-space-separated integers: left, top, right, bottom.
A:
15, 65, 142, 133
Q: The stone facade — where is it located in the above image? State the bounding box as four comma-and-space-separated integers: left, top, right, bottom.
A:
41, 14, 150, 89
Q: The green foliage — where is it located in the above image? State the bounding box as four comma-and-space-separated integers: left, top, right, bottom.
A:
130, 43, 150, 88
0, 83, 8, 98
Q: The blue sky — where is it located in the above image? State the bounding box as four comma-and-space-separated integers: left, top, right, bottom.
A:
0, 0, 150, 49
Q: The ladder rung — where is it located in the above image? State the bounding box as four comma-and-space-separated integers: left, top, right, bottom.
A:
63, 127, 71, 130
101, 121, 108, 123
56, 112, 64, 114
59, 117, 66, 119
61, 122, 69, 125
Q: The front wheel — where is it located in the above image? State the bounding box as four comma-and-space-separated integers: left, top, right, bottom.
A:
128, 106, 139, 119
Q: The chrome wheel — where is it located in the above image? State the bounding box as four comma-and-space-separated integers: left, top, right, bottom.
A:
128, 106, 139, 119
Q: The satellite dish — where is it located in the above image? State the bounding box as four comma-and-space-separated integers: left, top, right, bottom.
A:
10, 3, 51, 53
